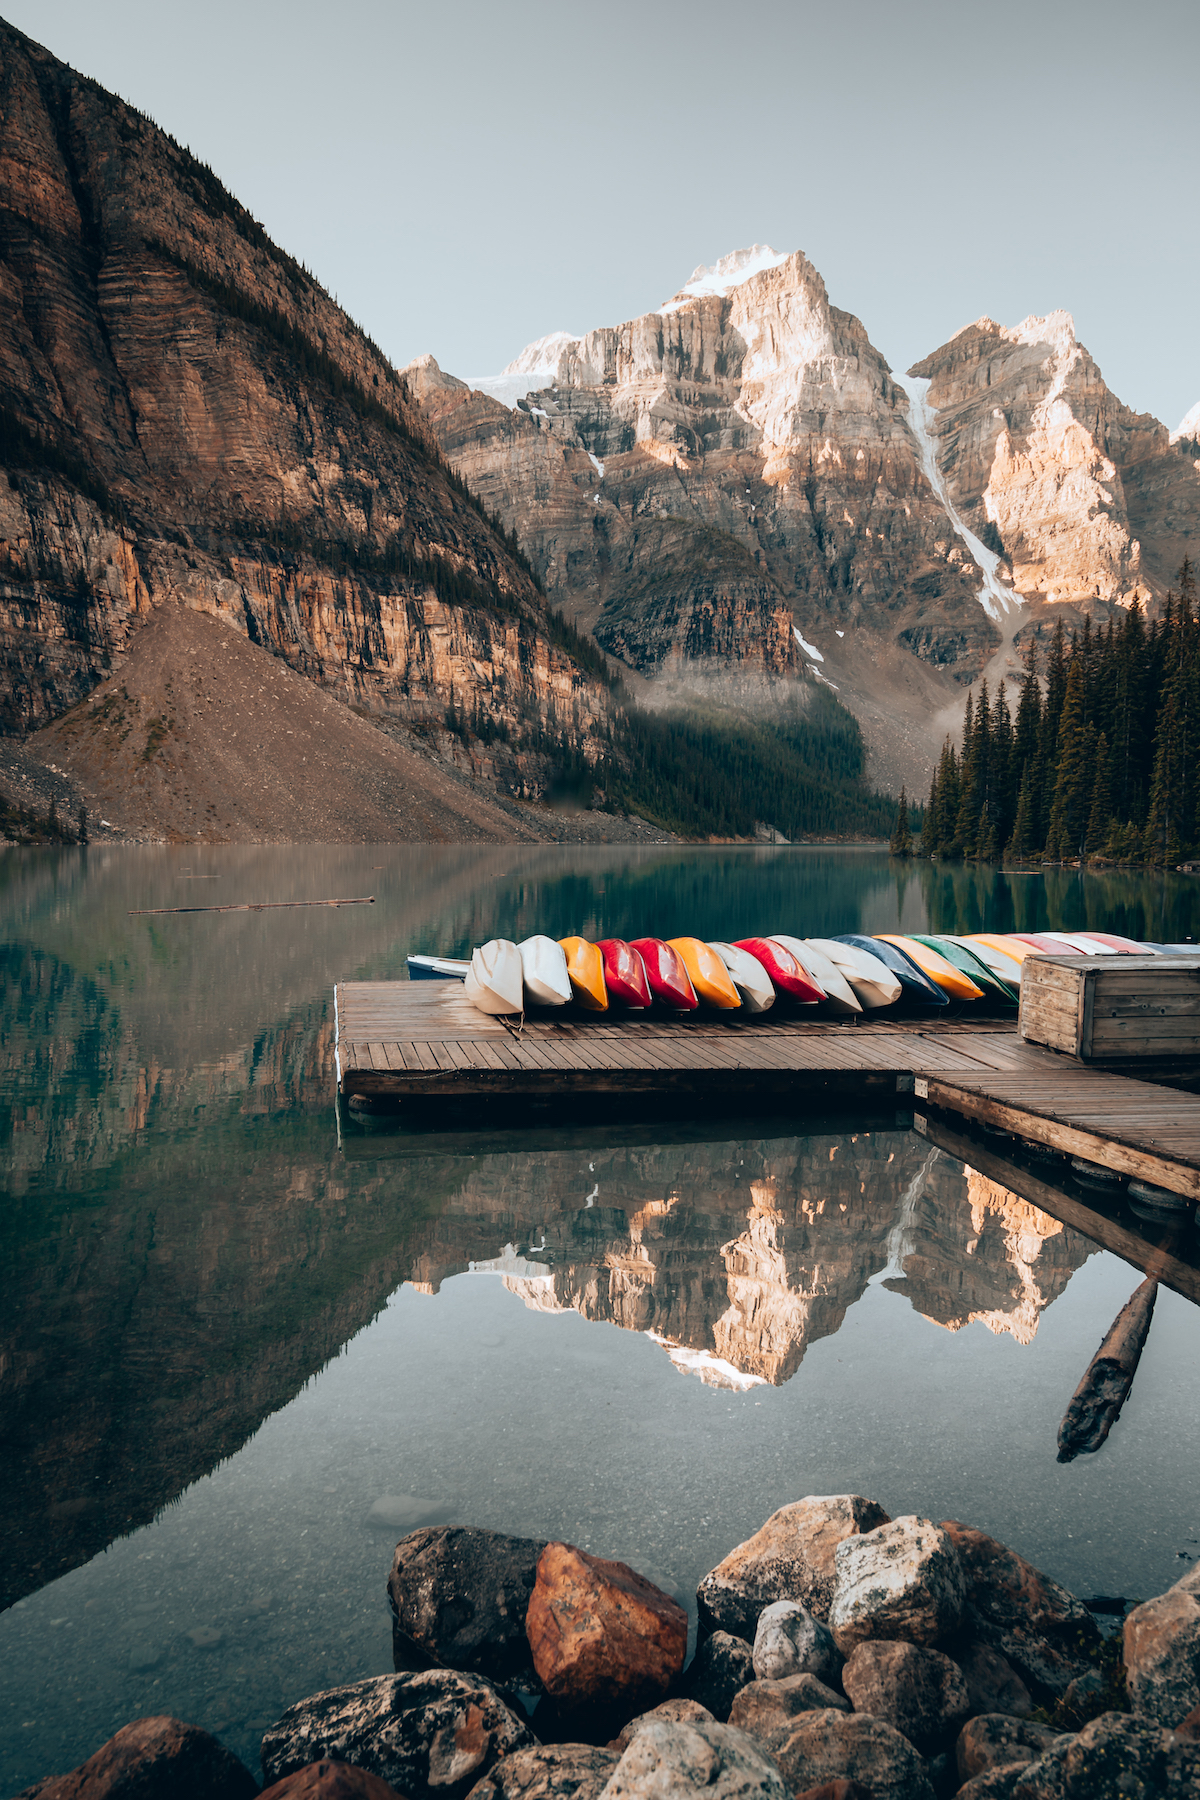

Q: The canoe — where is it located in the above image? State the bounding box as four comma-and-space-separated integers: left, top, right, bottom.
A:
558, 936, 608, 1011
915, 935, 1018, 1003
1073, 933, 1158, 953
628, 937, 698, 1009
1038, 931, 1134, 955
734, 938, 824, 1005
711, 942, 775, 1012
774, 937, 862, 1014
463, 938, 524, 1015
947, 935, 1024, 988
875, 934, 985, 1001
407, 955, 468, 981
667, 937, 741, 1009
517, 935, 572, 1006
806, 937, 900, 1009
1010, 933, 1085, 955
966, 932, 1037, 967
833, 935, 948, 1006
596, 938, 653, 1008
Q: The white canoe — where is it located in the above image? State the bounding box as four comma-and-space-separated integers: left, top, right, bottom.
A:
1038, 931, 1118, 956
518, 934, 572, 1006
772, 936, 861, 1014
806, 936, 902, 1009
710, 941, 775, 1012
463, 938, 524, 1015
944, 934, 1023, 987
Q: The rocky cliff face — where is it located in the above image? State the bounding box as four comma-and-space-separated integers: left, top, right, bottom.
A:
910, 312, 1200, 611
0, 20, 608, 788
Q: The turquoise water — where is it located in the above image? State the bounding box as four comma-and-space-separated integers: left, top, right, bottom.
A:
1, 845, 1198, 1793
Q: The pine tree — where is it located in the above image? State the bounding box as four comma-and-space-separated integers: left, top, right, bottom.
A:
1045, 657, 1093, 860
890, 784, 912, 856
1085, 731, 1114, 855
955, 682, 989, 857
1006, 766, 1035, 860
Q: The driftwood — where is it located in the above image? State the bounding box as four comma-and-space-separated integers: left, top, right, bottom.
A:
128, 897, 375, 915
1056, 1276, 1158, 1462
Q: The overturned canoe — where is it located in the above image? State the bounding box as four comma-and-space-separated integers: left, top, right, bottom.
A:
806, 937, 899, 1009
667, 937, 740, 1009
876, 934, 985, 1001
735, 937, 824, 1005
559, 936, 608, 1011
464, 939, 524, 1015
711, 942, 775, 1012
775, 937, 862, 1014
596, 938, 653, 1008
518, 935, 572, 1007
628, 937, 698, 1010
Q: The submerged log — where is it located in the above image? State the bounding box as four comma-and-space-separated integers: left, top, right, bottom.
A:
1057, 1276, 1158, 1462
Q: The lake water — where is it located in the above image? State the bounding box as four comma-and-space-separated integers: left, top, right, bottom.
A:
2, 845, 1199, 1794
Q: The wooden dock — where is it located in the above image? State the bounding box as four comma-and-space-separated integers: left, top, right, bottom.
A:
335, 981, 1200, 1201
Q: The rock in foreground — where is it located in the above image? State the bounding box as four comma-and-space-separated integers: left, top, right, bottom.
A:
525, 1543, 687, 1711
1008, 1709, 1200, 1798
728, 1674, 848, 1738
940, 1522, 1102, 1701
753, 1601, 841, 1686
464, 1744, 620, 1799
260, 1763, 408, 1800
682, 1632, 756, 1722
1123, 1561, 1200, 1726
389, 1527, 547, 1685
764, 1710, 936, 1800
14, 1716, 257, 1800
261, 1672, 534, 1800
697, 1496, 891, 1639
954, 1715, 1063, 1783
829, 1517, 965, 1653
840, 1640, 970, 1753
598, 1718, 788, 1799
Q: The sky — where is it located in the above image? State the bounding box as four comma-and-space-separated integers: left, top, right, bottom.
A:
7, 0, 1198, 427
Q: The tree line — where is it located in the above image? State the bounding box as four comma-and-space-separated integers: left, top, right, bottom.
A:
917, 559, 1198, 867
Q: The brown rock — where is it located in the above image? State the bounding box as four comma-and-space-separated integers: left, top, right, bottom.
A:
525, 1542, 687, 1711
953, 1640, 1033, 1719
697, 1495, 891, 1639
388, 1527, 547, 1688
841, 1640, 970, 1752
682, 1632, 757, 1722
1123, 1562, 1200, 1726
11, 1716, 257, 1800
765, 1710, 935, 1800
1008, 1709, 1200, 1798
260, 1763, 407, 1800
599, 1719, 788, 1799
1173, 1705, 1200, 1740
792, 1785, 871, 1800
955, 1715, 1063, 1783
829, 1517, 966, 1653
728, 1674, 848, 1740
462, 1744, 619, 1800
954, 1769, 1031, 1800
940, 1521, 1101, 1700
607, 1699, 714, 1754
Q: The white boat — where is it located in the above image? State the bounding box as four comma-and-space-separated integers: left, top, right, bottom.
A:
944, 935, 1023, 987
463, 938, 524, 1015
407, 954, 469, 981
772, 936, 861, 1014
518, 934, 572, 1006
710, 942, 775, 1012
806, 936, 902, 1008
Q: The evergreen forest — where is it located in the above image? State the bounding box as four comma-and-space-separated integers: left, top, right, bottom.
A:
921, 561, 1199, 867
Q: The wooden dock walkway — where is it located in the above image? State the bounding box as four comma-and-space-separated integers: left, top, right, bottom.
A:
334, 981, 1200, 1201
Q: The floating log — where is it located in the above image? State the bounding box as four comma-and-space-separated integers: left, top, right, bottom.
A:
129, 897, 375, 915
1056, 1276, 1158, 1462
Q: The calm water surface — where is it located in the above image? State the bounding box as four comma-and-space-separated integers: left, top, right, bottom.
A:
2, 845, 1199, 1794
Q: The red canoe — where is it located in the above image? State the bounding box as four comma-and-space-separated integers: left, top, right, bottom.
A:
1010, 933, 1083, 955
596, 938, 653, 1007
628, 937, 698, 1009
734, 937, 824, 1004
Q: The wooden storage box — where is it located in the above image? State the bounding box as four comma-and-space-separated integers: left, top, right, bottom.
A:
1019, 954, 1200, 1060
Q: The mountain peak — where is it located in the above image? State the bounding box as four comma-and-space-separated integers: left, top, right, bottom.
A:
660, 244, 789, 313
1171, 400, 1200, 444
502, 331, 581, 377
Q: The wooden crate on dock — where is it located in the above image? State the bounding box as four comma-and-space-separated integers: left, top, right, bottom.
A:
1019, 954, 1200, 1060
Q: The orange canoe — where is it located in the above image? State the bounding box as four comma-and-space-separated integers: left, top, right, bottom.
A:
666, 937, 740, 1009
557, 936, 608, 1010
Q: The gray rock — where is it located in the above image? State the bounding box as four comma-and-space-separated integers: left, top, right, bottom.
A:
127, 1642, 161, 1672
1009, 1710, 1200, 1798
260, 1671, 535, 1800
953, 1640, 1033, 1719
763, 1710, 936, 1800
683, 1632, 756, 1722
388, 1526, 547, 1688
1123, 1561, 1200, 1726
697, 1496, 890, 1639
752, 1601, 841, 1686
954, 1768, 1032, 1800
940, 1522, 1100, 1702
597, 1719, 788, 1799
841, 1640, 970, 1753
955, 1715, 1063, 1784
187, 1625, 223, 1649
465, 1745, 619, 1800
830, 1517, 966, 1653
608, 1700, 715, 1754
728, 1673, 848, 1739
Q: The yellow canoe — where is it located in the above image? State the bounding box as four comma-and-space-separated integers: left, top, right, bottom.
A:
667, 937, 741, 1009
558, 936, 608, 1011
875, 934, 985, 1001
967, 932, 1034, 965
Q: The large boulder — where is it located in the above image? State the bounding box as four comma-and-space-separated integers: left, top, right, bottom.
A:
260, 1765, 407, 1800
464, 1744, 619, 1800
763, 1711, 936, 1800
607, 1701, 715, 1754
697, 1497, 890, 1638
840, 1641, 970, 1753
525, 1544, 687, 1713
954, 1771, 1034, 1800
260, 1672, 535, 1800
728, 1674, 848, 1739
940, 1522, 1100, 1701
682, 1633, 756, 1722
954, 1715, 1063, 1784
597, 1719, 788, 1798
829, 1518, 965, 1653
389, 1528, 547, 1687
953, 1640, 1033, 1719
12, 1717, 257, 1800
1008, 1710, 1200, 1798
1123, 1562, 1200, 1726
752, 1602, 841, 1687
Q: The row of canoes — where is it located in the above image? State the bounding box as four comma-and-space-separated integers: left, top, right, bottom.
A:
408, 928, 1172, 1018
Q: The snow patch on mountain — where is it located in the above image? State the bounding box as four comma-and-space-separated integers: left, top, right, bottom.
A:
1171, 400, 1200, 444
901, 374, 1016, 622
661, 244, 789, 314
470, 330, 581, 410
